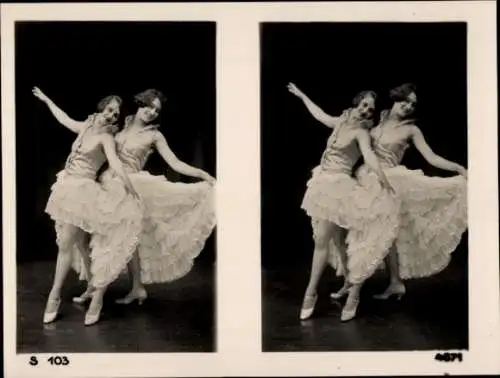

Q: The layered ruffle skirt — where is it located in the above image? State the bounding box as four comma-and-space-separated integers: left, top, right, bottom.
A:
301, 166, 400, 284
356, 165, 467, 279
91, 170, 216, 286
45, 170, 144, 288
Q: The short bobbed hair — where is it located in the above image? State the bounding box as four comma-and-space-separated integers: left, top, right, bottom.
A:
96, 95, 123, 112
134, 89, 167, 108
389, 83, 417, 102
352, 90, 377, 106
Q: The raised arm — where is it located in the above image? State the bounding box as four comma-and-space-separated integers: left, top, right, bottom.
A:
410, 126, 467, 176
153, 132, 215, 183
356, 130, 395, 193
32, 87, 86, 133
287, 83, 339, 128
100, 134, 140, 199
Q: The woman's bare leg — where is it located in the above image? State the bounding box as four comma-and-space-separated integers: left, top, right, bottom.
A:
115, 251, 147, 304
129, 251, 144, 292
44, 224, 82, 320
330, 227, 351, 298
374, 244, 406, 299
85, 285, 107, 326
77, 233, 92, 282
72, 233, 94, 302
341, 281, 362, 321
339, 230, 363, 321
341, 242, 401, 321
300, 220, 338, 319
387, 245, 403, 286
304, 220, 336, 297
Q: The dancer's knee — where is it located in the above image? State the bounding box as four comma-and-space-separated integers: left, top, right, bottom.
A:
313, 222, 333, 250
57, 225, 82, 252
58, 238, 74, 253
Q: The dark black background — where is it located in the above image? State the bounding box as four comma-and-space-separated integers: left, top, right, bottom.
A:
16, 21, 216, 264
261, 22, 468, 269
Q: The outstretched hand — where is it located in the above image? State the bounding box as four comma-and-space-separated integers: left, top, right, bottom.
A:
197, 169, 216, 184
457, 166, 468, 179
32, 87, 49, 103
202, 173, 216, 185
287, 82, 304, 99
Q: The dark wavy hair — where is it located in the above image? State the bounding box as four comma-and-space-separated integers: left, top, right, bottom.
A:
134, 89, 167, 108
389, 83, 417, 102
96, 95, 123, 112
352, 90, 377, 106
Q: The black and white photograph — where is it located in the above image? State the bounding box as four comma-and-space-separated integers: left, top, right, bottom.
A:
14, 21, 217, 353
2, 2, 499, 377
261, 22, 470, 352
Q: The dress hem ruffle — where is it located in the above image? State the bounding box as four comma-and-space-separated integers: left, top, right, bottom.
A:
302, 166, 400, 284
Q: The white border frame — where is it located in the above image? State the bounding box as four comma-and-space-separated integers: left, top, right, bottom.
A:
2, 2, 499, 377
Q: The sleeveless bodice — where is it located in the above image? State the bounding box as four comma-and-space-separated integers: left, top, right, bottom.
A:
64, 115, 110, 179
320, 109, 373, 174
370, 110, 414, 168
114, 116, 159, 173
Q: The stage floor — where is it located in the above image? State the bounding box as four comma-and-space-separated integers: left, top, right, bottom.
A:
17, 260, 215, 353
262, 257, 468, 352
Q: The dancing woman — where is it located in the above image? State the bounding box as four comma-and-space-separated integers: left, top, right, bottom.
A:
75, 89, 216, 325
33, 87, 142, 325
350, 83, 467, 300
287, 83, 400, 322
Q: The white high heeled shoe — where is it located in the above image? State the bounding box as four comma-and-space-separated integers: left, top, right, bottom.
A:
330, 282, 351, 300
299, 294, 318, 320
373, 282, 406, 300
72, 288, 94, 304
115, 287, 148, 305
43, 298, 61, 324
84, 295, 103, 326
341, 288, 360, 322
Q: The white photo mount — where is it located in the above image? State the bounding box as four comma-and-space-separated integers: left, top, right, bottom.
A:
2, 2, 499, 377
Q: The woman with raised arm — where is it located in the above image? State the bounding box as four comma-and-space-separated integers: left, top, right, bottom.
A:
287, 83, 399, 322
340, 83, 467, 301
32, 87, 142, 326
74, 89, 216, 325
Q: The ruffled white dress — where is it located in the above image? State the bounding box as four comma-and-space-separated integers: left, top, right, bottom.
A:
45, 115, 144, 287
90, 117, 216, 286
301, 109, 400, 284
354, 111, 467, 279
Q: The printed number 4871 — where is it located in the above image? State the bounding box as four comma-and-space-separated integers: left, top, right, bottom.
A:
435, 352, 463, 362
